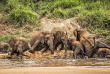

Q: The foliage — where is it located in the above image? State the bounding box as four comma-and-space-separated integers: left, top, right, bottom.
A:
0, 0, 110, 39
10, 9, 38, 26
0, 0, 39, 26
0, 34, 14, 43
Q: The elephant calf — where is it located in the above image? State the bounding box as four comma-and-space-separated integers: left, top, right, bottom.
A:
51, 28, 68, 56
9, 37, 30, 59
68, 36, 84, 59
29, 31, 54, 54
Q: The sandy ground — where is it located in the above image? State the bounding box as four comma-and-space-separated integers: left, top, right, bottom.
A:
0, 67, 110, 74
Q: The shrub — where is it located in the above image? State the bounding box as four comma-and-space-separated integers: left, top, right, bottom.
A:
0, 34, 14, 43
53, 0, 79, 9
84, 1, 101, 10
9, 9, 39, 26
79, 9, 110, 29
50, 8, 68, 18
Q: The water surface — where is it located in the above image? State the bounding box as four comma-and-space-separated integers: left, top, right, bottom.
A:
0, 59, 110, 69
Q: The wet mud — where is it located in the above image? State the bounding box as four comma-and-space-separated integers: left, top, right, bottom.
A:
0, 49, 110, 69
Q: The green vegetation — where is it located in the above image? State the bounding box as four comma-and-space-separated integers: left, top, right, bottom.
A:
0, 0, 38, 26
0, 34, 14, 43
0, 0, 110, 40
0, 32, 30, 43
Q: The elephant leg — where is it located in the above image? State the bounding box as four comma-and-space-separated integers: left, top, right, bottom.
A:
54, 40, 58, 50
19, 54, 22, 59
49, 40, 54, 54
73, 47, 80, 59
87, 47, 97, 58
63, 40, 67, 57
29, 40, 40, 53
49, 45, 54, 54
60, 43, 64, 51
41, 48, 47, 54
11, 50, 15, 56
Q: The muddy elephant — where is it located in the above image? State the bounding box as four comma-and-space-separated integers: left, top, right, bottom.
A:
51, 28, 68, 56
68, 35, 84, 59
29, 31, 54, 54
93, 48, 110, 58
8, 37, 30, 59
73, 28, 110, 58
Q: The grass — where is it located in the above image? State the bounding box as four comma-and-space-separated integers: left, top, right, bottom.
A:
0, 34, 15, 43
0, 32, 31, 43
9, 9, 38, 26
0, 0, 39, 26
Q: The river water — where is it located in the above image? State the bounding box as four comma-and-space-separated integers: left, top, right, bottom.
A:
0, 59, 110, 69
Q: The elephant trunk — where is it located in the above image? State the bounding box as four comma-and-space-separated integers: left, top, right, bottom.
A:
107, 46, 110, 49
98, 41, 110, 49
49, 33, 54, 54
50, 45, 54, 54
19, 49, 30, 58
49, 38, 54, 54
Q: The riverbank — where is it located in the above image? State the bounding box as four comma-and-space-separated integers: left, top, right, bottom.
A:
0, 67, 110, 74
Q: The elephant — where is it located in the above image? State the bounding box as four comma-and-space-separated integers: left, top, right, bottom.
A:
8, 37, 30, 59
73, 28, 110, 58
68, 35, 84, 59
51, 28, 68, 56
29, 31, 54, 54
93, 48, 110, 58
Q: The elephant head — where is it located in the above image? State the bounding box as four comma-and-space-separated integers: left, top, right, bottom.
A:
9, 37, 30, 59
73, 28, 84, 41
14, 40, 30, 59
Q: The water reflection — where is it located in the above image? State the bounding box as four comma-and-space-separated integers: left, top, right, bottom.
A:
0, 59, 110, 69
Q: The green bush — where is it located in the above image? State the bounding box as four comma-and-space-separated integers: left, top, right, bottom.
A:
79, 9, 110, 29
0, 34, 14, 43
50, 8, 68, 18
53, 0, 79, 9
84, 1, 101, 10
10, 9, 38, 26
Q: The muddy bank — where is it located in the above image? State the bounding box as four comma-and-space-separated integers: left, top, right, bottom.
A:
0, 48, 110, 59
0, 67, 110, 74
0, 50, 73, 59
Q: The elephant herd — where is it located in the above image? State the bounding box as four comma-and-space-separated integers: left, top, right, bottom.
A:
7, 27, 110, 59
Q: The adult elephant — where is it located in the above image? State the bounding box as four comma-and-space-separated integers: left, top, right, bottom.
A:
29, 31, 54, 54
51, 28, 68, 56
9, 37, 30, 59
68, 35, 84, 59
73, 28, 110, 58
